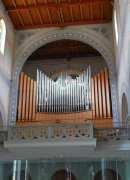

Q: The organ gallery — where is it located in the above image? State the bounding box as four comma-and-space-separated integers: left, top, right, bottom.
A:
17, 66, 113, 127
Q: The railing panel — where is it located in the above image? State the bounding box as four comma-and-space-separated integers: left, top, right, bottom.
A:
7, 123, 94, 142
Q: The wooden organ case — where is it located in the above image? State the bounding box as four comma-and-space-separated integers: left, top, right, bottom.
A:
17, 67, 113, 127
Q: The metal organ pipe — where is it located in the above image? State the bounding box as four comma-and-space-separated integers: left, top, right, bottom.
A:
36, 67, 91, 113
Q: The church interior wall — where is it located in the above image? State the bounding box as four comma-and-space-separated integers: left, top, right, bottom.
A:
114, 0, 130, 121
0, 3, 15, 125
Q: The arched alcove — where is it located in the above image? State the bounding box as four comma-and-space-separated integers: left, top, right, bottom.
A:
122, 93, 128, 122
94, 169, 121, 180
51, 169, 76, 180
0, 19, 6, 54
9, 29, 118, 124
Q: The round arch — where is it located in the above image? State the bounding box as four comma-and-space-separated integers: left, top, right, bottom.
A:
0, 98, 6, 127
122, 93, 128, 122
9, 28, 118, 124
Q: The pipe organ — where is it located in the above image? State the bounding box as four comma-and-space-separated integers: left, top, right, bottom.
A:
36, 67, 91, 113
17, 67, 113, 127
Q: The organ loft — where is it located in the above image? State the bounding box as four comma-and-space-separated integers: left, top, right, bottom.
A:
17, 65, 113, 127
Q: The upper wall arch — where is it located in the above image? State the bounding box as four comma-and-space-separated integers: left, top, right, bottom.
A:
9, 28, 118, 124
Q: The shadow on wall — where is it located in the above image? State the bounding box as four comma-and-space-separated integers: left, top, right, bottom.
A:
122, 93, 128, 122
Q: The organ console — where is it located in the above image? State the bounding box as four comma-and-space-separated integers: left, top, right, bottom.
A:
17, 67, 113, 127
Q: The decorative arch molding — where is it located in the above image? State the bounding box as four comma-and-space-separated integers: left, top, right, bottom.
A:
0, 97, 6, 127
9, 28, 118, 124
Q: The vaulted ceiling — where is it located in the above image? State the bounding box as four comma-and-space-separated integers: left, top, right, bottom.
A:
2, 0, 113, 30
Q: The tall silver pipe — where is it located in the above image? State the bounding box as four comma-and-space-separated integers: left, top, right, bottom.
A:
36, 67, 91, 113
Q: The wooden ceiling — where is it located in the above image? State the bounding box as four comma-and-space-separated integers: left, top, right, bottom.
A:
2, 0, 113, 30
28, 39, 101, 61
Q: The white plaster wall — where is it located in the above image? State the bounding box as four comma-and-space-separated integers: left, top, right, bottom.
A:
0, 78, 10, 125
114, 0, 130, 121
0, 2, 15, 125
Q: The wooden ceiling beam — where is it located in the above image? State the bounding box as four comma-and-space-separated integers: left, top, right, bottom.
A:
58, 9, 62, 22
79, 5, 83, 21
70, 6, 74, 22
33, 0, 44, 24
37, 9, 44, 24
15, 19, 111, 29
12, 0, 17, 7
101, 3, 103, 19
28, 53, 101, 61
47, 8, 52, 24
12, 0, 25, 26
27, 11, 34, 25
22, 0, 27, 6
18, 11, 25, 26
59, 8, 64, 22
6, 0, 112, 12
90, 4, 93, 20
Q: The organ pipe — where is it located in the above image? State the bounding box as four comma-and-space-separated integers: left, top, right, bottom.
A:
36, 67, 92, 113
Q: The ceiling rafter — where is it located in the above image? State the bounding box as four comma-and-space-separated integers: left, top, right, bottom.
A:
29, 53, 101, 61
101, 3, 103, 20
5, 0, 112, 12
23, 0, 34, 25
69, 6, 74, 22
12, 0, 17, 7
47, 8, 53, 24
37, 9, 44, 24
59, 8, 64, 23
27, 10, 34, 25
27, 39, 101, 61
90, 4, 93, 20
58, 9, 62, 22
18, 12, 25, 26
11, 0, 25, 26
79, 5, 83, 21
33, 0, 44, 24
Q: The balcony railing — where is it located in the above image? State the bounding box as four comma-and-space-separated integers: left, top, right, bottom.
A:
1, 122, 130, 144
7, 123, 94, 142
94, 127, 130, 141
